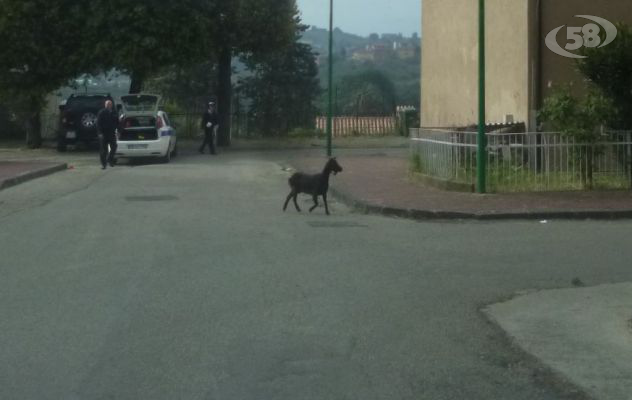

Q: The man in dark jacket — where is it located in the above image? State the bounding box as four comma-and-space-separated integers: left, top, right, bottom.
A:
96, 100, 119, 169
199, 101, 219, 155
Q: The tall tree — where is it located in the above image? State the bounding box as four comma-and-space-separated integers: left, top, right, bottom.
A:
146, 61, 219, 111
337, 70, 397, 116
89, 0, 210, 94
0, 1, 96, 147
577, 24, 632, 129
206, 0, 297, 146
239, 22, 321, 136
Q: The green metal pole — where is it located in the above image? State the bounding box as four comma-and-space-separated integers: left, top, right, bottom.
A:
477, 0, 487, 193
326, 0, 334, 157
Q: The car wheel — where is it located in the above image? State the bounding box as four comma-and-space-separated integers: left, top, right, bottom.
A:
171, 143, 178, 158
162, 145, 172, 163
80, 112, 97, 130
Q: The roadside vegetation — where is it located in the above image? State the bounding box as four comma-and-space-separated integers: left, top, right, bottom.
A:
0, 1, 421, 147
410, 23, 632, 192
538, 23, 632, 189
0, 0, 309, 147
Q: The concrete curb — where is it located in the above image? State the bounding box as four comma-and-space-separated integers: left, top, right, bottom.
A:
329, 186, 632, 221
0, 163, 68, 191
281, 160, 632, 221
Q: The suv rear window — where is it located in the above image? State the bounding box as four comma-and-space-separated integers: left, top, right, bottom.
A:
66, 96, 110, 110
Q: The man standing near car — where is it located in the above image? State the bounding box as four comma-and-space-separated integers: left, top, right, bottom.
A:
199, 101, 219, 155
96, 100, 118, 169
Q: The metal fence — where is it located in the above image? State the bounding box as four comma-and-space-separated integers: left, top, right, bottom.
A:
168, 113, 251, 139
173, 114, 399, 138
410, 128, 632, 192
315, 116, 397, 137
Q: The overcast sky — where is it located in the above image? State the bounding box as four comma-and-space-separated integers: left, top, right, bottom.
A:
296, 0, 421, 37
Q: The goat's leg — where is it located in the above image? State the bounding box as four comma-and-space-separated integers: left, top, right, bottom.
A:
323, 192, 330, 215
283, 190, 295, 211
309, 194, 319, 212
292, 192, 301, 212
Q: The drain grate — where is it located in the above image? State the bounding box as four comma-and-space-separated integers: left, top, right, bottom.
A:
307, 221, 368, 228
125, 195, 179, 202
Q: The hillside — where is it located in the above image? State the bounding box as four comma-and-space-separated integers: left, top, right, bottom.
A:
301, 26, 368, 55
301, 26, 421, 111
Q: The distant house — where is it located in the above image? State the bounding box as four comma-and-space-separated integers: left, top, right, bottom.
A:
351, 41, 419, 63
351, 48, 375, 62
395, 43, 418, 60
421, 0, 632, 130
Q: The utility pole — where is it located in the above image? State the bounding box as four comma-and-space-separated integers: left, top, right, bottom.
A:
477, 0, 487, 193
326, 0, 334, 157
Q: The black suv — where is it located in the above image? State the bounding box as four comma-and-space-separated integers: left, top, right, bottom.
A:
57, 93, 114, 151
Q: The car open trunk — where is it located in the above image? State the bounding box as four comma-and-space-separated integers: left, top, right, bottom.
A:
120, 94, 161, 113
119, 116, 158, 141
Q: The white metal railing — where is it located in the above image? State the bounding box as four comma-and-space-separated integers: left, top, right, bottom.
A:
315, 116, 397, 137
410, 128, 632, 192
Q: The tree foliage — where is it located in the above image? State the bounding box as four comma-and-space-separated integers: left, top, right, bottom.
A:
89, 0, 210, 93
0, 0, 208, 145
0, 0, 301, 146
146, 61, 219, 112
336, 70, 397, 116
539, 86, 615, 141
0, 1, 97, 94
539, 86, 616, 189
0, 0, 97, 146
206, 0, 298, 145
239, 23, 321, 136
578, 23, 632, 129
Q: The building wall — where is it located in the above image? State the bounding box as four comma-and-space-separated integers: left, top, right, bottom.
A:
539, 0, 632, 101
421, 0, 530, 128
421, 0, 632, 130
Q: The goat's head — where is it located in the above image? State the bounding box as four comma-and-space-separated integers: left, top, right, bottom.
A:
327, 157, 343, 175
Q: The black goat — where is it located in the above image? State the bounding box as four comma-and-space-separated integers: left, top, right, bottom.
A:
283, 158, 343, 215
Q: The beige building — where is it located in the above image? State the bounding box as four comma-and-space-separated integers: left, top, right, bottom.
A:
421, 0, 632, 130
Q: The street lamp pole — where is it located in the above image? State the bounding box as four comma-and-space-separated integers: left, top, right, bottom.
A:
477, 0, 487, 193
326, 0, 334, 157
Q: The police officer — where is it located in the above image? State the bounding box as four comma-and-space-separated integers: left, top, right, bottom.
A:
96, 100, 119, 169
199, 101, 219, 155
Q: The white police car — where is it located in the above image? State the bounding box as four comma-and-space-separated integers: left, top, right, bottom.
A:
116, 94, 177, 163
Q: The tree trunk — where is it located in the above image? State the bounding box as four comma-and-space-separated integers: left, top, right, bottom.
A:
129, 72, 144, 94
217, 47, 232, 147
587, 145, 594, 190
25, 96, 42, 149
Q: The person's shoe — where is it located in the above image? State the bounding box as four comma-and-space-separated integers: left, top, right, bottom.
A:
108, 161, 115, 167
198, 149, 204, 154
101, 165, 107, 170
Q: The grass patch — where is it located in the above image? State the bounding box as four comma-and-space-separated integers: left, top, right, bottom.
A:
411, 153, 631, 192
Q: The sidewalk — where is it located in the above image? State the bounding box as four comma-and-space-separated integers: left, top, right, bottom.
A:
288, 152, 632, 220
485, 283, 632, 400
0, 161, 68, 191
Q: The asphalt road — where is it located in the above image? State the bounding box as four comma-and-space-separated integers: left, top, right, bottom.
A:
1, 149, 631, 400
